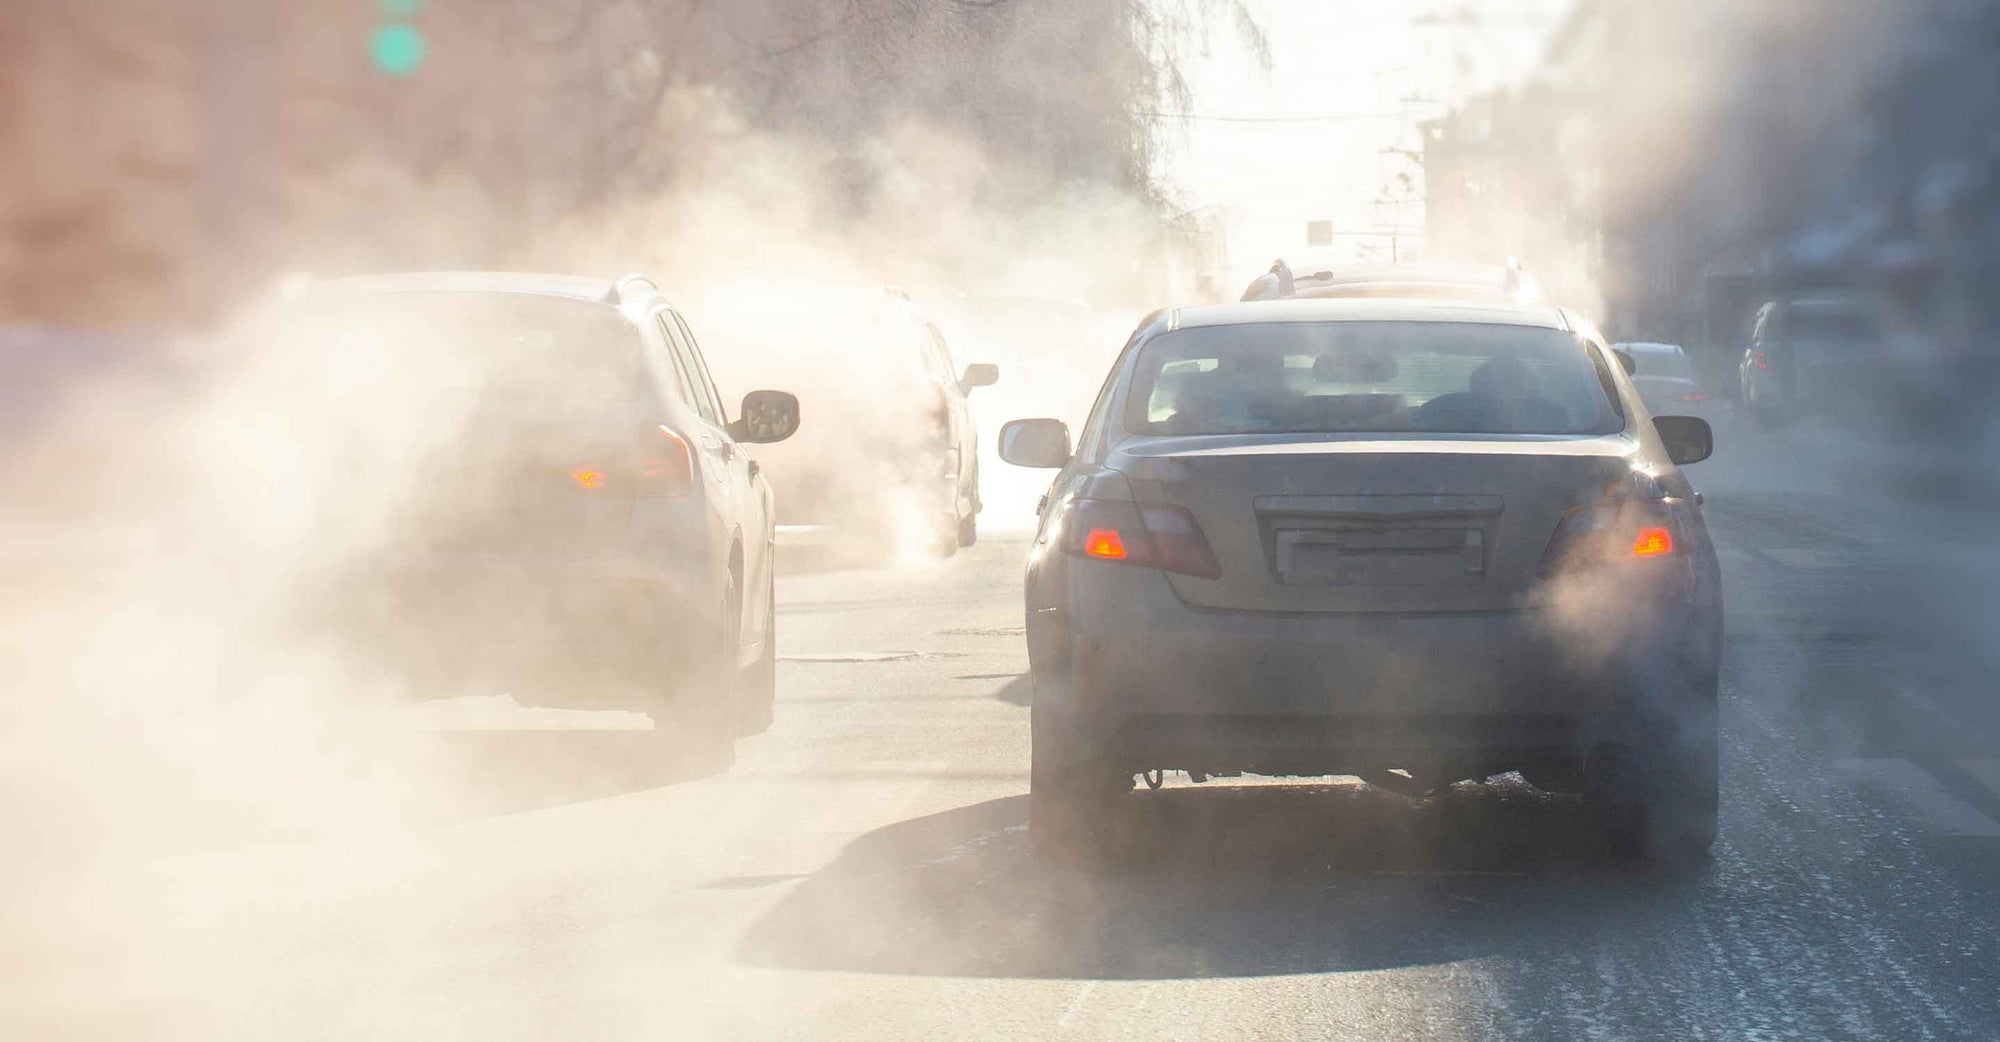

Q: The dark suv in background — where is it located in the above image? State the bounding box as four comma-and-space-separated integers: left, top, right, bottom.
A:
1738, 297, 1891, 429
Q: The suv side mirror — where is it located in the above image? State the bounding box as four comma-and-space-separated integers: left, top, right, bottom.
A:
960, 363, 999, 392
731, 390, 800, 444
1612, 348, 1637, 375
998, 418, 1070, 468
1654, 415, 1712, 466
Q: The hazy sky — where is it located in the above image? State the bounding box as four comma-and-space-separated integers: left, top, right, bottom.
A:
1161, 0, 1571, 283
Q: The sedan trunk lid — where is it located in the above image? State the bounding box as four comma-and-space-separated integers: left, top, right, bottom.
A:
1115, 433, 1640, 613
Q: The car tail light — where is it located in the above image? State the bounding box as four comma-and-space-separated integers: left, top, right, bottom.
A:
1540, 473, 1682, 574
1752, 351, 1770, 371
570, 425, 694, 499
1059, 498, 1221, 579
1677, 391, 1709, 402
1081, 527, 1128, 560
1631, 526, 1674, 556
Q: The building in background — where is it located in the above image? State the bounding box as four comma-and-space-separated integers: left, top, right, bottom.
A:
1422, 0, 2000, 420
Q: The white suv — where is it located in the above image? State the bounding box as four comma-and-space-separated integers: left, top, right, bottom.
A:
272, 272, 799, 762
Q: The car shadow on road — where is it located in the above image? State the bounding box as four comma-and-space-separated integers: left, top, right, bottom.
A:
990, 673, 1032, 706
737, 781, 1705, 979
421, 730, 721, 822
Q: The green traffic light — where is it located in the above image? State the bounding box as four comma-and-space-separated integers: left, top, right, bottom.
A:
369, 22, 426, 77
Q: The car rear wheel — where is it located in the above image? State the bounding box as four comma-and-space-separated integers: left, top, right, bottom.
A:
1587, 725, 1718, 863
652, 577, 739, 773
1030, 700, 1130, 867
737, 568, 777, 737
931, 510, 961, 559
957, 466, 980, 547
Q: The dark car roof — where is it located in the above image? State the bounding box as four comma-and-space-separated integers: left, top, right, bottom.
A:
1173, 297, 1569, 331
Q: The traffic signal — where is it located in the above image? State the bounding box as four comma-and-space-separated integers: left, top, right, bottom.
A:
369, 0, 428, 77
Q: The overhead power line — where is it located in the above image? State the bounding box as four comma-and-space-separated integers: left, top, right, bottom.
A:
1136, 110, 1406, 124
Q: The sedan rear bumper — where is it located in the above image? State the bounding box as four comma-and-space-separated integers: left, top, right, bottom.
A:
1029, 559, 1708, 774
311, 555, 713, 709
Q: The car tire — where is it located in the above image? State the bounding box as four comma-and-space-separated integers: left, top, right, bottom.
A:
1587, 722, 1718, 864
934, 512, 961, 559
737, 568, 777, 737
1029, 699, 1128, 867
652, 578, 739, 773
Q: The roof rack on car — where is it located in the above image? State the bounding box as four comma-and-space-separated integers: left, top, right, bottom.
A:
609, 273, 657, 305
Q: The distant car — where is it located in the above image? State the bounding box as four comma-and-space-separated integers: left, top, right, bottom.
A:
1003, 297, 1721, 864
726, 287, 997, 557
1616, 341, 1719, 422
1738, 297, 1890, 429
1241, 260, 1544, 306
264, 272, 799, 761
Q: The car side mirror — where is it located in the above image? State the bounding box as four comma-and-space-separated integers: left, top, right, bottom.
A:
998, 418, 1070, 468
730, 389, 800, 444
960, 363, 999, 392
1612, 348, 1637, 375
1654, 415, 1712, 466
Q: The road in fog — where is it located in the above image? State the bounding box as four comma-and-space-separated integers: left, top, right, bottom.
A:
19, 419, 2000, 1042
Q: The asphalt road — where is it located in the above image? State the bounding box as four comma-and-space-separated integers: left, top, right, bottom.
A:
10, 418, 2000, 1041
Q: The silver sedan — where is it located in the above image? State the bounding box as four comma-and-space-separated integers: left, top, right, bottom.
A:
1003, 298, 1722, 865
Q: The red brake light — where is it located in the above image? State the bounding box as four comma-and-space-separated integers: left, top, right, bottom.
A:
1631, 526, 1674, 556
1058, 499, 1221, 579
570, 426, 693, 498
1082, 528, 1128, 560
1540, 477, 1682, 574
1678, 391, 1708, 402
1752, 351, 1770, 371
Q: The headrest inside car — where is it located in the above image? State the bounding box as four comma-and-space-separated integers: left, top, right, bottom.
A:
1313, 352, 1397, 384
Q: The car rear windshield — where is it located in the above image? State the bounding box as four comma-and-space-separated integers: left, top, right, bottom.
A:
1788, 307, 1877, 342
1631, 349, 1696, 380
1126, 321, 1623, 437
1786, 306, 1883, 358
279, 290, 651, 426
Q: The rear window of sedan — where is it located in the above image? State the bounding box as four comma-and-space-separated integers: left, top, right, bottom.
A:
1127, 321, 1623, 437
278, 290, 654, 426
1626, 346, 1696, 380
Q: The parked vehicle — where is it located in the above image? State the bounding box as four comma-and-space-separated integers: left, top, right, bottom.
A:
1616, 341, 1720, 424
1738, 297, 1891, 429
1241, 259, 1544, 305
266, 272, 799, 761
1003, 297, 1721, 864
